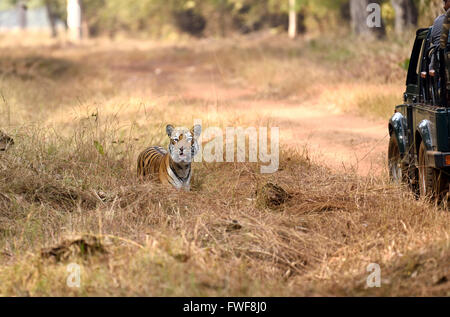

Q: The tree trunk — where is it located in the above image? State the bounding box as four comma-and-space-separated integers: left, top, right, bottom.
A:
218, 0, 227, 37
67, 0, 82, 41
17, 1, 27, 30
350, 0, 385, 39
288, 0, 297, 39
45, 0, 58, 37
391, 0, 418, 34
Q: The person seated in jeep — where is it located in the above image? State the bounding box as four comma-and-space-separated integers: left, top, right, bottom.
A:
428, 0, 450, 76
438, 4, 450, 102
441, 4, 450, 49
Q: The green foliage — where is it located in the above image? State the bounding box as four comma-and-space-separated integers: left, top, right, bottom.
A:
93, 140, 104, 155
381, 1, 395, 34
399, 58, 410, 71
0, 0, 431, 38
78, 0, 353, 37
1, 0, 49, 9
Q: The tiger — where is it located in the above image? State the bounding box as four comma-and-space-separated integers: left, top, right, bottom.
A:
0, 130, 14, 152
137, 124, 201, 190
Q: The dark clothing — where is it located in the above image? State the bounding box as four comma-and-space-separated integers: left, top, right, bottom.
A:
430, 13, 449, 72
431, 14, 446, 47
441, 9, 450, 49
441, 9, 450, 92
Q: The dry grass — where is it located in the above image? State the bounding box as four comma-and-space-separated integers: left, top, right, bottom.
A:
0, 32, 448, 296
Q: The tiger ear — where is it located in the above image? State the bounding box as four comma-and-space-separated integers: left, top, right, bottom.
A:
166, 125, 174, 137
191, 124, 201, 139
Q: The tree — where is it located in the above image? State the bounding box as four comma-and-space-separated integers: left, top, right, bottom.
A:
3, 0, 67, 36
67, 0, 82, 41
17, 1, 27, 30
391, 0, 417, 34
44, 0, 58, 37
350, 0, 385, 38
288, 0, 296, 39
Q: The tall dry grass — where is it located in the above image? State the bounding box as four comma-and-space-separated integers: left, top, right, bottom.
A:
0, 32, 448, 296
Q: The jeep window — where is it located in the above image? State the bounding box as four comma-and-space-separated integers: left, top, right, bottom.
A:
407, 36, 425, 86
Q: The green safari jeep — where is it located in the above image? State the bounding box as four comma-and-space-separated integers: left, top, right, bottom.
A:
388, 27, 450, 200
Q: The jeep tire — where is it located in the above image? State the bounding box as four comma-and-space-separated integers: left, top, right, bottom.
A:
388, 134, 417, 191
418, 141, 448, 200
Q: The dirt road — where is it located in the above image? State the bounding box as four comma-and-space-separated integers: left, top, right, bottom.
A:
149, 62, 389, 177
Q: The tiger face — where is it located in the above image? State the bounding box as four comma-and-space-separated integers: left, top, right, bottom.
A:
166, 124, 201, 164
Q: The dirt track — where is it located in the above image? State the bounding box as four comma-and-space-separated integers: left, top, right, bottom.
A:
148, 59, 389, 177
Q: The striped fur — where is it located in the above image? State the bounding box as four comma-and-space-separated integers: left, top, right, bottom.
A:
0, 130, 14, 152
137, 125, 201, 190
